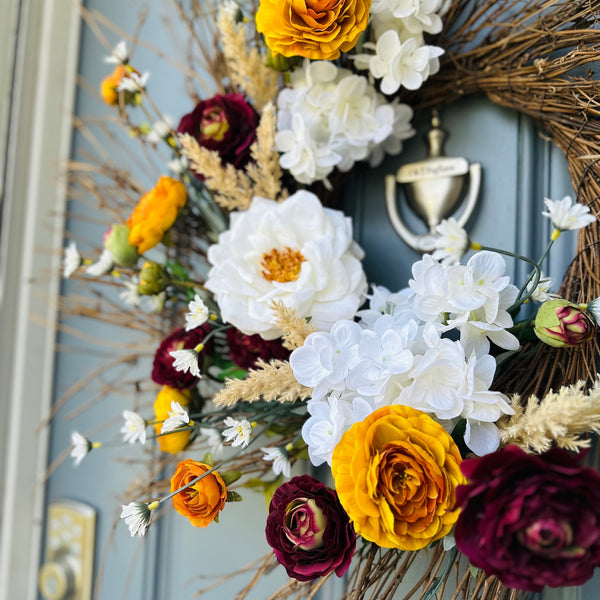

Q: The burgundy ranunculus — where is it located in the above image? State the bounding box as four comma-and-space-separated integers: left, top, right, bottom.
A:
266, 475, 356, 582
226, 327, 290, 370
177, 93, 259, 172
455, 445, 600, 592
152, 325, 212, 389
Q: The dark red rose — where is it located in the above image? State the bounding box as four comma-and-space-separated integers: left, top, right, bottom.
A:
152, 325, 213, 389
177, 93, 259, 172
226, 327, 290, 370
266, 474, 356, 582
455, 445, 600, 592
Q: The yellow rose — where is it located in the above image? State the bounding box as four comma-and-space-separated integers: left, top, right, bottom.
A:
331, 405, 465, 550
255, 0, 371, 61
154, 386, 191, 454
127, 176, 187, 254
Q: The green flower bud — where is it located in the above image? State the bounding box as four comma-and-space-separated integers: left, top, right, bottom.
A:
534, 299, 596, 348
265, 52, 301, 72
138, 261, 169, 295
103, 224, 139, 266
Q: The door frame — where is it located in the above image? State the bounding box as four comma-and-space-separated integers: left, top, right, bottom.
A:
0, 0, 81, 598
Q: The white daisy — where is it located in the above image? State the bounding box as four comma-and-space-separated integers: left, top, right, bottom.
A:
119, 276, 141, 307
85, 249, 114, 277
70, 431, 93, 466
222, 417, 253, 448
120, 411, 147, 444
146, 117, 173, 143
184, 295, 210, 331
117, 71, 149, 93
120, 501, 157, 537
161, 401, 190, 433
167, 155, 189, 174
104, 40, 128, 65
63, 241, 81, 278
542, 196, 596, 232
261, 446, 291, 478
526, 276, 559, 303
169, 349, 201, 379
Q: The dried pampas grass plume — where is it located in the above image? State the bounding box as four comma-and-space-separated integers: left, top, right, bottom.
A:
499, 378, 600, 453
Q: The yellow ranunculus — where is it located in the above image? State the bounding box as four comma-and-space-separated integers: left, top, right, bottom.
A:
154, 386, 191, 454
331, 405, 465, 550
127, 176, 187, 254
255, 0, 371, 61
100, 65, 140, 106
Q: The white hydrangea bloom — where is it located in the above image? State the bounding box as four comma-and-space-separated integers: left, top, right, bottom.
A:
205, 191, 367, 339
409, 251, 520, 355
370, 0, 444, 34
290, 320, 362, 400
431, 217, 469, 265
542, 195, 596, 231
353, 30, 444, 95
275, 60, 414, 185
301, 393, 374, 466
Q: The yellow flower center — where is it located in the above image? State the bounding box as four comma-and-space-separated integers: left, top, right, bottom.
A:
261, 247, 305, 283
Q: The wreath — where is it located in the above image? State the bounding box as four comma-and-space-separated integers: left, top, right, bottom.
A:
60, 1, 600, 598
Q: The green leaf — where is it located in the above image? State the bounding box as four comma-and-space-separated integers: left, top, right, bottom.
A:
221, 471, 242, 486
226, 491, 243, 502
201, 452, 214, 467
450, 419, 470, 458
215, 365, 247, 381
243, 475, 284, 507
166, 260, 190, 282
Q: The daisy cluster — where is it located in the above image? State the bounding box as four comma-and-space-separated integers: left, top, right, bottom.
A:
291, 250, 519, 463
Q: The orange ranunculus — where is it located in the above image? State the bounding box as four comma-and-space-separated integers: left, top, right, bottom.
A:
154, 386, 191, 454
170, 458, 227, 527
100, 64, 140, 106
331, 405, 465, 551
255, 0, 371, 61
127, 176, 187, 254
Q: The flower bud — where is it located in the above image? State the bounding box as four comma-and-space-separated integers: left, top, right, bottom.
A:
138, 261, 169, 295
265, 52, 302, 72
103, 224, 139, 266
534, 299, 596, 348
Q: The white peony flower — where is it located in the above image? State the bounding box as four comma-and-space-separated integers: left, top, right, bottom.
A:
542, 195, 596, 232
62, 241, 81, 278
205, 191, 367, 339
85, 249, 114, 277
353, 30, 444, 95
184, 295, 210, 331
